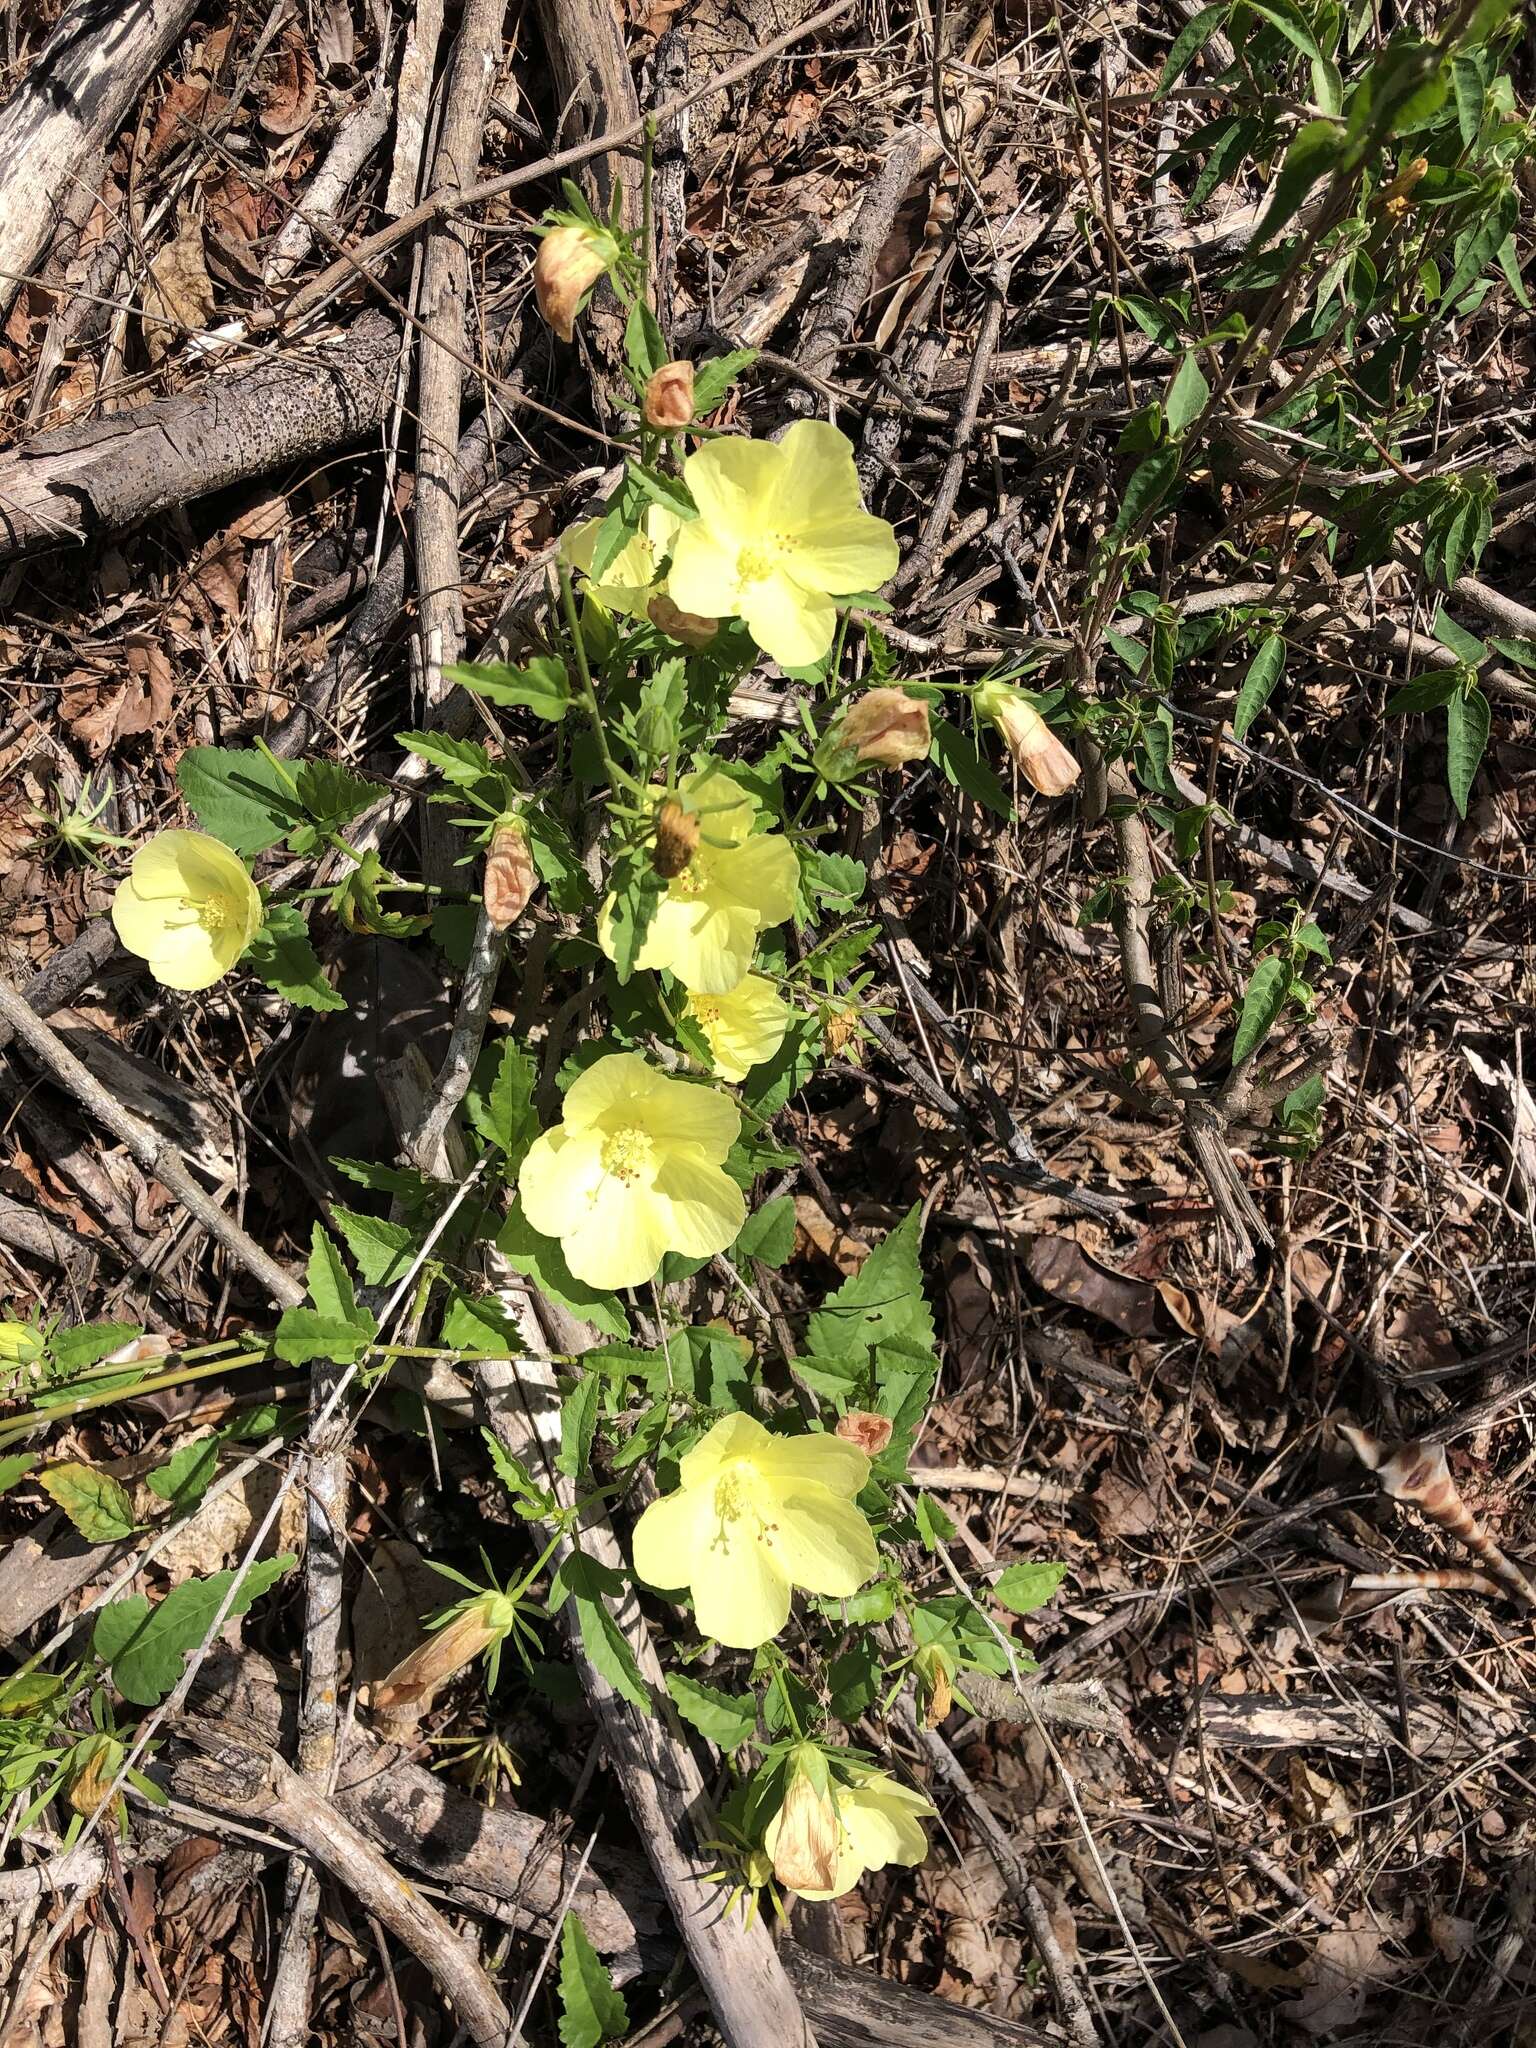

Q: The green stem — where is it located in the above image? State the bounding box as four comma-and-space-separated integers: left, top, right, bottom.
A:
558, 562, 641, 797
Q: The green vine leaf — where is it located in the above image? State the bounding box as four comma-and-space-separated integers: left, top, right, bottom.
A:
1446, 684, 1490, 820
556, 1913, 629, 2048
1231, 955, 1292, 1068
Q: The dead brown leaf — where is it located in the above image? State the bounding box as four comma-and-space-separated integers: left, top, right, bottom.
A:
143, 214, 215, 364
259, 25, 318, 137
1024, 1233, 1160, 1335
66, 637, 174, 755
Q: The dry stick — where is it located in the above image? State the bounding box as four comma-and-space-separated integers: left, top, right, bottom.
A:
895, 257, 1011, 591
0, 921, 119, 1057
275, 0, 857, 333
415, 0, 508, 889
169, 1722, 513, 2047
1092, 758, 1268, 1264
263, 77, 395, 287
899, 1706, 1099, 2048
0, 976, 302, 1310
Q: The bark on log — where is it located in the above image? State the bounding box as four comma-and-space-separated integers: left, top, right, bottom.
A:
533, 0, 640, 218
779, 1944, 1055, 2047
0, 312, 401, 560
0, 0, 201, 321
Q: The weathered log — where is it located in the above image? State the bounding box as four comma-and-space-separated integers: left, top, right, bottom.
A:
780, 1944, 1056, 2048
0, 0, 201, 321
0, 312, 401, 560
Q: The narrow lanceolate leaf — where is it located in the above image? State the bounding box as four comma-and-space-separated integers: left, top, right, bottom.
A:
1253, 120, 1344, 249
1114, 444, 1181, 534
1446, 685, 1490, 820
1232, 633, 1286, 741
1163, 351, 1210, 438
556, 1912, 629, 2048
556, 1372, 600, 1480
1157, 2, 1229, 92
1231, 956, 1292, 1069
40, 1463, 137, 1542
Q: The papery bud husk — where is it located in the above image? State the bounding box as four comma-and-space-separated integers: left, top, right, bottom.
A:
647, 592, 718, 649
652, 797, 701, 880
770, 1768, 842, 1893
914, 1646, 952, 1727
484, 822, 538, 930
977, 686, 1081, 796
68, 1741, 125, 1824
534, 225, 612, 343
833, 688, 931, 773
373, 1601, 503, 1713
835, 1409, 893, 1457
644, 360, 695, 430
103, 1333, 174, 1367
825, 1003, 863, 1061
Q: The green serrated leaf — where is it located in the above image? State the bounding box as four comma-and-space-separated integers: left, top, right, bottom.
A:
1232, 633, 1286, 741
291, 758, 374, 835
807, 1206, 933, 1358
397, 730, 497, 788
1232, 954, 1292, 1068
306, 1223, 359, 1324
444, 657, 572, 722
1446, 684, 1490, 819
557, 1912, 629, 2048
470, 1039, 539, 1171
273, 1307, 375, 1367
145, 1435, 221, 1514
664, 1672, 757, 1751
47, 1322, 141, 1377
690, 347, 758, 412
991, 1561, 1068, 1614
331, 1208, 418, 1291
176, 748, 300, 855
92, 1556, 294, 1707
40, 1463, 137, 1542
244, 904, 345, 1012
736, 1195, 797, 1268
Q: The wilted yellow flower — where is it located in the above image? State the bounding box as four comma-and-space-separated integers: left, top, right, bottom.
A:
973, 681, 1081, 796
111, 830, 263, 990
817, 688, 931, 780
518, 1051, 744, 1290
644, 360, 695, 430
769, 1749, 842, 1893
561, 504, 682, 620
834, 1410, 893, 1458
667, 422, 900, 668
599, 767, 798, 994
686, 974, 790, 1083
374, 1591, 524, 1716
631, 1411, 877, 1648
765, 1766, 936, 1898
534, 223, 618, 342
646, 592, 718, 648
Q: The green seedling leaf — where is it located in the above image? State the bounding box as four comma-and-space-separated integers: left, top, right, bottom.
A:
1232, 633, 1286, 740
93, 1556, 294, 1707
1114, 444, 1181, 533
932, 717, 1012, 817
991, 1561, 1069, 1615
915, 1494, 957, 1551
1232, 955, 1291, 1068
273, 1308, 375, 1367
40, 1464, 137, 1542
1386, 670, 1461, 715
557, 1913, 629, 2048
665, 1672, 757, 1751
145, 1436, 222, 1515
244, 904, 345, 1012
1432, 607, 1487, 664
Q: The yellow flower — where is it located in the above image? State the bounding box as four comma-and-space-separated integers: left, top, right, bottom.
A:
0, 1323, 41, 1366
631, 1411, 877, 1647
111, 830, 263, 991
973, 681, 1081, 796
686, 974, 790, 1083
518, 1051, 745, 1290
600, 767, 798, 994
765, 1767, 936, 1899
561, 505, 682, 620
666, 422, 900, 669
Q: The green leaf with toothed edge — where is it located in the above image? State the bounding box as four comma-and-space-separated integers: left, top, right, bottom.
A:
557, 1913, 629, 2048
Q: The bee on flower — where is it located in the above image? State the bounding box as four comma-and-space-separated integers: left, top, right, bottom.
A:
111, 830, 264, 990
599, 768, 799, 995
517, 1051, 745, 1290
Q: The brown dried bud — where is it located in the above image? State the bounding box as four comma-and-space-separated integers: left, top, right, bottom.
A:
823, 687, 931, 778
67, 1739, 125, 1827
770, 1763, 842, 1894
643, 359, 695, 430
975, 682, 1081, 797
534, 225, 614, 344
652, 797, 701, 880
103, 1333, 175, 1367
647, 592, 718, 648
835, 1410, 894, 1458
824, 1002, 864, 1061
484, 822, 538, 930
915, 1646, 953, 1727
374, 1598, 507, 1716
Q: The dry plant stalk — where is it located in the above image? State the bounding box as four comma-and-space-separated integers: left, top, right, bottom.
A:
1340, 1425, 1536, 1610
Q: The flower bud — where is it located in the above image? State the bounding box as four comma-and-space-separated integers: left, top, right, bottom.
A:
913, 1645, 953, 1728
374, 1593, 516, 1715
652, 797, 701, 880
647, 592, 717, 649
770, 1755, 842, 1894
644, 359, 695, 430
974, 681, 1080, 797
824, 1002, 864, 1062
67, 1737, 126, 1828
817, 687, 930, 781
534, 224, 615, 343
484, 821, 538, 930
834, 1410, 893, 1458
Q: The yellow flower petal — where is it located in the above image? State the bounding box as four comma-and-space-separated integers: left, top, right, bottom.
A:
630, 1482, 705, 1592
752, 1432, 871, 1498
562, 1050, 659, 1131
666, 517, 744, 623
769, 1486, 880, 1597
517, 1126, 606, 1239
558, 1170, 674, 1290
742, 566, 836, 669
677, 1411, 769, 1488
701, 834, 800, 926
687, 974, 790, 1083
630, 1074, 742, 1153
651, 1151, 747, 1258
690, 1506, 793, 1648
682, 436, 783, 549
